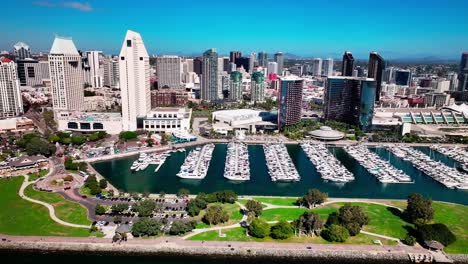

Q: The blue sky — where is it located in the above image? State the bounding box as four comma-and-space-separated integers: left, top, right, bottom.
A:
2, 0, 468, 59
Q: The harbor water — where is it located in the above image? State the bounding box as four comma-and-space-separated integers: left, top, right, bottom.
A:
92, 144, 468, 205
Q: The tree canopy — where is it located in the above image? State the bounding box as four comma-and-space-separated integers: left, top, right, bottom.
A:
297, 189, 328, 209
131, 218, 163, 237
405, 193, 434, 224
321, 224, 350, 242
270, 220, 294, 240
248, 218, 270, 238
202, 205, 229, 225
245, 200, 263, 217
294, 211, 324, 236
134, 199, 156, 217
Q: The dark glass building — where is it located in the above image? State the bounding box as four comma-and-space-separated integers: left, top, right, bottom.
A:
341, 51, 355, 77
395, 70, 412, 86
258, 52, 268, 68
278, 77, 303, 130
367, 52, 385, 101
229, 51, 242, 63
235, 57, 250, 72
274, 52, 284, 75
193, 57, 203, 75
201, 49, 218, 101
458, 52, 468, 91
324, 77, 376, 131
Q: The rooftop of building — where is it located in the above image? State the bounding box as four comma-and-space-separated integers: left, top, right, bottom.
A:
308, 126, 344, 141
149, 107, 190, 113
212, 109, 266, 117
50, 36, 79, 55
328, 76, 376, 81
14, 42, 30, 49
279, 75, 303, 81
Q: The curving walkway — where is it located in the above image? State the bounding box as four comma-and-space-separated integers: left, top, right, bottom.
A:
18, 175, 90, 229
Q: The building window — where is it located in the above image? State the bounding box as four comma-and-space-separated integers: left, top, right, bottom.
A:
80, 123, 91, 130
140, 57, 143, 61
127, 40, 132, 47
68, 122, 78, 129
93, 123, 104, 130
121, 56, 125, 60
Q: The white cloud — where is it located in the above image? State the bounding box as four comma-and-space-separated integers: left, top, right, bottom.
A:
33, 1, 93, 12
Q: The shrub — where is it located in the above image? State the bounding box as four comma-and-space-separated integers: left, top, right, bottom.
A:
63, 175, 74, 182
321, 224, 350, 242
248, 218, 270, 238
202, 205, 229, 225
270, 220, 293, 240
94, 204, 106, 215
417, 223, 456, 246
99, 179, 108, 189
169, 220, 197, 235
245, 200, 263, 217
132, 218, 163, 237
119, 131, 138, 140
403, 234, 416, 246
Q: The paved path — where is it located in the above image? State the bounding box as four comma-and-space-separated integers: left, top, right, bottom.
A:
360, 231, 401, 242
19, 175, 90, 229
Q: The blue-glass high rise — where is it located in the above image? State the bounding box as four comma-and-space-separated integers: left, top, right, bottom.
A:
458, 52, 468, 91
278, 76, 303, 130
201, 48, 218, 101
395, 70, 412, 86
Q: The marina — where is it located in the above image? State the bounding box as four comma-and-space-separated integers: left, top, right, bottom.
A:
130, 152, 171, 172
385, 145, 468, 189
300, 142, 354, 183
224, 142, 250, 181
263, 144, 300, 182
176, 144, 215, 180
344, 145, 413, 184
429, 145, 468, 165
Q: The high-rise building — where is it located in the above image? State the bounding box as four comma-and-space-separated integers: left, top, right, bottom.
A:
235, 57, 250, 72
193, 57, 203, 75
367, 52, 385, 101
13, 42, 31, 60
274, 52, 284, 76
278, 76, 303, 130
251, 71, 265, 103
229, 71, 242, 101
249, 52, 256, 74
201, 48, 218, 101
258, 52, 268, 68
383, 67, 395, 83
322, 58, 334, 76
312, 58, 322, 76
447, 72, 458, 91
341, 51, 355, 77
458, 52, 468, 91
119, 30, 151, 131
103, 57, 119, 88
86, 51, 103, 87
395, 70, 412, 86
222, 57, 230, 72
156, 56, 182, 88
22, 60, 49, 86
267, 62, 278, 75
324, 76, 376, 131
48, 36, 84, 111
0, 58, 23, 118
229, 51, 242, 63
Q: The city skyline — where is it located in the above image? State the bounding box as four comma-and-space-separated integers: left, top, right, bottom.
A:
2, 0, 468, 59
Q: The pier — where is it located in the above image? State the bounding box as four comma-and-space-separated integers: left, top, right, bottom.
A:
263, 144, 300, 182
224, 142, 250, 181
177, 144, 215, 180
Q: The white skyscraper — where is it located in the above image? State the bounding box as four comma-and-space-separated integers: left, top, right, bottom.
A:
119, 30, 151, 131
13, 42, 31, 60
267, 62, 278, 75
48, 36, 84, 111
249, 52, 256, 74
322, 58, 334, 76
86, 51, 103, 87
312, 58, 323, 76
0, 58, 23, 117
103, 57, 119, 88
156, 56, 182, 88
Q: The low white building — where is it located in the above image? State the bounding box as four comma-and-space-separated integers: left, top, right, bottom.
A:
56, 111, 122, 134
212, 109, 277, 134
0, 117, 35, 133
143, 107, 191, 134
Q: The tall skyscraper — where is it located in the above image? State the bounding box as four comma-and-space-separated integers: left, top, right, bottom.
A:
229, 51, 242, 63
193, 57, 203, 75
228, 71, 242, 101
103, 57, 119, 88
323, 58, 334, 76
235, 57, 250, 72
312, 58, 323, 76
251, 71, 265, 103
274, 52, 284, 76
201, 48, 219, 101
383, 67, 395, 83
48, 36, 84, 111
458, 52, 468, 91
156, 56, 182, 88
0, 58, 23, 118
119, 30, 151, 131
341, 51, 355, 77
249, 52, 256, 74
324, 76, 376, 131
367, 52, 385, 101
86, 51, 103, 87
258, 52, 268, 68
13, 42, 31, 60
278, 76, 303, 130
267, 62, 278, 75
395, 70, 412, 86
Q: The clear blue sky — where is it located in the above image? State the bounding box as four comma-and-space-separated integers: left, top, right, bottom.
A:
2, 0, 468, 59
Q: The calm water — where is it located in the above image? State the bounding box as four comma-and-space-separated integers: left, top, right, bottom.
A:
92, 144, 468, 205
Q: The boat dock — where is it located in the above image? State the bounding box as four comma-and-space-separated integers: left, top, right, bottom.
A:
130, 152, 171, 172
263, 144, 300, 182
344, 145, 413, 184
300, 142, 354, 183
430, 145, 468, 165
386, 145, 468, 189
177, 144, 215, 180
224, 142, 250, 181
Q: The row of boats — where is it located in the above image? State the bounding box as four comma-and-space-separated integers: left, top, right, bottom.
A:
224, 142, 250, 181
386, 145, 468, 189
300, 142, 354, 183
263, 144, 301, 182
430, 145, 468, 166
176, 144, 215, 179
344, 145, 413, 184
130, 152, 169, 172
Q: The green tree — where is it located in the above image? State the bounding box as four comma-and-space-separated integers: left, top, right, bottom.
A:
48, 135, 60, 143
325, 212, 340, 227
338, 203, 369, 236
119, 131, 138, 141
245, 200, 263, 217
94, 204, 106, 215
203, 205, 229, 226
89, 184, 102, 195
99, 179, 108, 189
297, 189, 328, 209
270, 220, 293, 240
146, 138, 154, 147
134, 199, 156, 217
405, 193, 434, 224
169, 220, 197, 235
248, 218, 270, 238
294, 211, 324, 236
403, 234, 416, 246
111, 204, 128, 214
25, 137, 56, 157
321, 224, 350, 242
71, 135, 86, 145
187, 197, 207, 217
177, 188, 190, 198
131, 218, 163, 237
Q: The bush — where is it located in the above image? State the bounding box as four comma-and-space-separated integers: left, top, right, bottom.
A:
119, 131, 138, 140
321, 224, 350, 242
63, 175, 74, 182
187, 197, 207, 217
169, 220, 197, 235
249, 218, 270, 238
202, 205, 229, 225
99, 179, 108, 189
132, 218, 163, 237
245, 200, 263, 217
325, 212, 340, 227
417, 223, 456, 246
94, 204, 106, 215
403, 234, 416, 246
270, 220, 293, 240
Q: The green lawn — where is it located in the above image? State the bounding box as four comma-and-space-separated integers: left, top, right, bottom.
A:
432, 202, 468, 254
0, 177, 90, 237
189, 227, 397, 246
195, 202, 243, 229
260, 208, 309, 222
24, 185, 91, 225
28, 169, 49, 182
251, 197, 298, 206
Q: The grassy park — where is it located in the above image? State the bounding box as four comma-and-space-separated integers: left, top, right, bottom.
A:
195, 202, 243, 228
24, 184, 91, 226
0, 177, 90, 237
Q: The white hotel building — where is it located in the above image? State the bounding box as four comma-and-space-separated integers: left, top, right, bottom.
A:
0, 58, 23, 118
